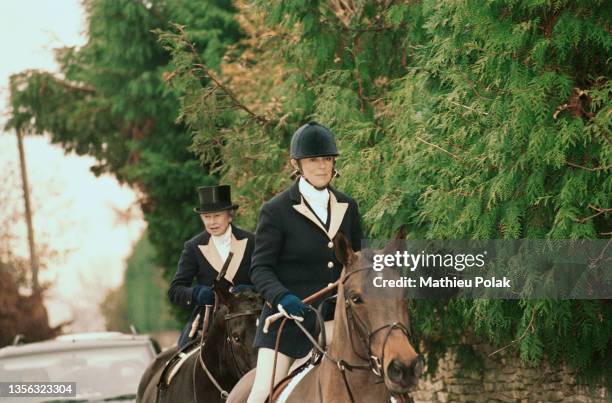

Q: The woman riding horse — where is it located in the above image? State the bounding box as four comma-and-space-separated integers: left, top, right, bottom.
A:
137, 285, 262, 403
227, 236, 421, 402
168, 184, 254, 348
247, 122, 363, 403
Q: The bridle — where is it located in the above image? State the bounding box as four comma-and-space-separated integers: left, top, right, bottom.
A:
191, 252, 262, 402
224, 309, 261, 378
333, 267, 412, 402
192, 297, 260, 402
288, 267, 415, 403
342, 268, 411, 379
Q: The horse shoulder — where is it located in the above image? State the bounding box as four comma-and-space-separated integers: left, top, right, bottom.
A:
284, 365, 323, 403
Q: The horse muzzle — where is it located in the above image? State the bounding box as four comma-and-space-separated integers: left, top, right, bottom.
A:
385, 355, 423, 393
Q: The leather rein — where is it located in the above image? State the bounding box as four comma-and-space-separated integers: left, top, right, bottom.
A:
336, 268, 411, 403
271, 267, 412, 403
192, 298, 260, 401
192, 253, 260, 402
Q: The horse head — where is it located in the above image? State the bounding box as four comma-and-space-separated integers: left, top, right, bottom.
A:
213, 284, 262, 378
334, 233, 422, 395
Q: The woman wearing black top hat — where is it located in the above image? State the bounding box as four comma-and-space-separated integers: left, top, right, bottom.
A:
168, 185, 254, 348
247, 122, 363, 403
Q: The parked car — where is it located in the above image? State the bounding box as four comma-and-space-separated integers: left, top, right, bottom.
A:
0, 332, 160, 402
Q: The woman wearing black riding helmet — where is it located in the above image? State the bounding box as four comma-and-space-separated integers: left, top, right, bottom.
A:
247, 122, 363, 402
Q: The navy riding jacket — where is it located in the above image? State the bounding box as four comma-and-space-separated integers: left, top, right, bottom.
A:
251, 180, 362, 358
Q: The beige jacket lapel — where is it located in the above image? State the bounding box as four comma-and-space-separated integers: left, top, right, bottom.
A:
292, 192, 348, 240
293, 202, 327, 234
327, 192, 349, 239
197, 232, 248, 284
224, 233, 248, 284
197, 241, 223, 273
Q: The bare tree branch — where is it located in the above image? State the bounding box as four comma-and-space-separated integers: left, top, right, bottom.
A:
565, 161, 611, 172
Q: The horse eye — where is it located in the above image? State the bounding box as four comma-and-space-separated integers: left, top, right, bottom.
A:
232, 334, 241, 343
350, 294, 363, 304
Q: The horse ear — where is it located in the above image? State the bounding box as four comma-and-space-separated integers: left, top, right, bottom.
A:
394, 224, 408, 240
382, 225, 408, 256
333, 232, 356, 268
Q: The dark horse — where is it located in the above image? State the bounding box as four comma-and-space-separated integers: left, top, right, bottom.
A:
227, 235, 422, 402
137, 286, 262, 402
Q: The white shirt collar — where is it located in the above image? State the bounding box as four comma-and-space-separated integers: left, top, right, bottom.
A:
299, 177, 329, 224
298, 176, 329, 207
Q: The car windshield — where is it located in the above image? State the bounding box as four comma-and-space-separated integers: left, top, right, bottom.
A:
0, 344, 152, 401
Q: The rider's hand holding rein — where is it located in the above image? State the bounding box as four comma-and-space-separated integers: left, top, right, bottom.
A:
277, 293, 307, 322
193, 285, 215, 306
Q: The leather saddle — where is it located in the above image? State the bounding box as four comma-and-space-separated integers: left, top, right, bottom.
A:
156, 338, 201, 399
266, 352, 323, 403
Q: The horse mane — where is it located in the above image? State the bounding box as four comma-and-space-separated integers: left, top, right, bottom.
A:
231, 289, 262, 306
213, 280, 262, 309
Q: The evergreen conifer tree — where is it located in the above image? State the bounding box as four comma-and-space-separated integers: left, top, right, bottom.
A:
166, 0, 610, 382
6, 0, 242, 272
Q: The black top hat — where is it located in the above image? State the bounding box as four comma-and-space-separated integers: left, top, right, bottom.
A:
194, 185, 239, 214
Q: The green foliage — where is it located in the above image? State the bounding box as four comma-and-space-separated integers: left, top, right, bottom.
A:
5, 0, 242, 273
124, 231, 179, 332
166, 0, 611, 382
6, 0, 608, 382
101, 232, 179, 333
100, 286, 130, 333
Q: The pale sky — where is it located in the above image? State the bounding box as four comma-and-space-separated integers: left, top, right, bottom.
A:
0, 1, 146, 331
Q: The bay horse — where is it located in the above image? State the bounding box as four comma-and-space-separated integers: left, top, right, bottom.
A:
227, 234, 422, 402
137, 286, 262, 402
